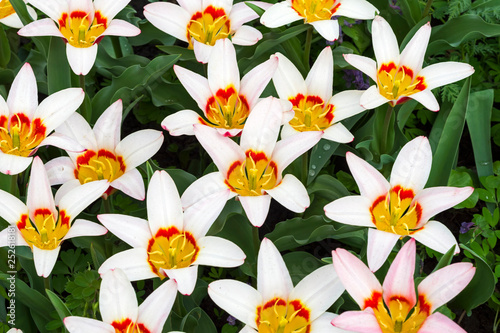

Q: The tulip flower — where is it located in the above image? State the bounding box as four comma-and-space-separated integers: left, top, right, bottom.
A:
324, 136, 473, 272
0, 0, 36, 28
18, 0, 140, 75
273, 46, 366, 142
331, 238, 475, 332
98, 170, 245, 296
344, 16, 474, 111
0, 63, 84, 175
261, 0, 378, 42
0, 157, 108, 277
209, 238, 347, 333
45, 99, 163, 201
182, 97, 321, 227
162, 39, 279, 137
144, 0, 271, 63
64, 268, 178, 333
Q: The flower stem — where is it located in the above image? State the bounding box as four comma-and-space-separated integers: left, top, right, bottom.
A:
79, 75, 90, 122
380, 104, 394, 154
252, 226, 260, 256
303, 26, 313, 71
302, 150, 309, 185
44, 276, 51, 291
112, 37, 123, 58
9, 174, 19, 197
422, 0, 434, 18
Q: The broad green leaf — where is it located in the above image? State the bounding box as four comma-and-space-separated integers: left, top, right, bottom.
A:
9, 0, 32, 25
46, 289, 71, 333
157, 45, 196, 61
308, 174, 350, 200
47, 37, 71, 94
180, 307, 217, 333
0, 26, 10, 68
431, 245, 457, 273
283, 251, 325, 285
427, 78, 471, 187
397, 0, 421, 27
397, 100, 419, 130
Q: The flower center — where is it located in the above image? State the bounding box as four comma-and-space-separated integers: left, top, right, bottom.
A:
146, 226, 199, 277
377, 63, 427, 104
368, 292, 430, 333
202, 86, 250, 130
112, 318, 150, 333
74, 149, 126, 184
225, 150, 278, 196
370, 186, 422, 236
17, 209, 70, 250
0, 114, 46, 157
256, 298, 311, 333
0, 0, 15, 19
186, 6, 231, 48
289, 94, 334, 132
58, 10, 107, 48
291, 0, 340, 22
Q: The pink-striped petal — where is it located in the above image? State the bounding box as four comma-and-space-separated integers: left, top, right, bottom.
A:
93, 99, 122, 151
208, 39, 240, 93
411, 220, 459, 255
372, 16, 400, 67
143, 2, 190, 42
162, 265, 198, 295
324, 195, 375, 227
258, 238, 293, 302
33, 245, 60, 277
346, 151, 390, 201
331, 308, 383, 332
260, 2, 301, 28
343, 54, 377, 82
18, 18, 64, 38
27, 157, 57, 220
66, 43, 98, 75
62, 219, 107, 240
239, 194, 272, 228
173, 65, 212, 113
7, 63, 38, 119
98, 248, 158, 281
195, 236, 246, 267
97, 214, 150, 248
310, 313, 351, 333
162, 110, 202, 136
418, 62, 474, 90
335, 0, 379, 19
305, 47, 333, 103
240, 55, 279, 108
64, 317, 115, 333
322, 122, 354, 143
110, 168, 145, 201
116, 129, 163, 170
400, 22, 431, 75
266, 174, 309, 213
366, 228, 400, 272
99, 268, 139, 325
418, 312, 467, 333
231, 25, 262, 46
137, 280, 177, 332
310, 19, 340, 42
360, 85, 390, 109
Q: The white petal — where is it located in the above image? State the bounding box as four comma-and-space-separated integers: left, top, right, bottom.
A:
173, 65, 212, 113
240, 55, 279, 107
0, 13, 23, 29
193, 40, 213, 64
335, 0, 379, 19
54, 179, 81, 206
230, 1, 269, 29
163, 265, 198, 295
400, 23, 431, 75
45, 157, 75, 185
63, 219, 107, 240
411, 221, 459, 255
0, 190, 28, 225
322, 123, 354, 143
162, 110, 202, 136
329, 90, 366, 123
260, 2, 301, 28
94, 0, 130, 20
176, 0, 202, 14
418, 62, 475, 90
390, 136, 431, 192
0, 152, 32, 175
305, 46, 333, 103
116, 129, 163, 170
34, 88, 84, 132
66, 43, 98, 76
18, 18, 64, 38
331, 308, 383, 332
257, 238, 293, 302
372, 15, 400, 67
239, 195, 272, 228
272, 131, 322, 173
27, 157, 57, 220
195, 236, 246, 267
231, 25, 262, 46
64, 317, 114, 333
99, 248, 158, 281
208, 279, 262, 329
37, 133, 85, 153
137, 280, 177, 332
408, 89, 439, 111
97, 214, 151, 248
58, 180, 108, 220
273, 52, 307, 100
280, 122, 299, 139
418, 312, 468, 333
310, 312, 352, 333
0, 225, 29, 247
367, 228, 400, 273
56, 112, 97, 151
208, 39, 240, 93
143, 2, 190, 42
343, 54, 377, 82
110, 168, 145, 201
266, 174, 309, 213
0, 95, 7, 117
324, 196, 375, 227
7, 63, 38, 119
33, 245, 60, 277
346, 151, 390, 201
28, 0, 67, 21
99, 268, 138, 324
310, 19, 340, 42
181, 172, 229, 210
101, 19, 140, 37
93, 99, 122, 151
359, 85, 389, 109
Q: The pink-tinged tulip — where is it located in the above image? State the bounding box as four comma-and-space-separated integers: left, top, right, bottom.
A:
0, 0, 36, 28
0, 157, 108, 277
324, 136, 473, 272
64, 268, 178, 333
0, 63, 84, 175
18, 0, 140, 75
331, 238, 475, 333
273, 46, 366, 143
144, 0, 270, 63
261, 0, 378, 42
45, 99, 163, 201
209, 238, 347, 333
344, 16, 474, 111
162, 39, 279, 137
98, 170, 245, 296
183, 97, 321, 227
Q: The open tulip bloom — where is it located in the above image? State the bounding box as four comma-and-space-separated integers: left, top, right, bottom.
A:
162, 39, 279, 137
331, 238, 476, 332
261, 0, 378, 42
0, 0, 36, 28
144, 0, 270, 63
324, 136, 474, 272
344, 16, 474, 111
45, 99, 164, 201
182, 97, 321, 227
18, 0, 140, 75
65, 268, 178, 333
0, 157, 108, 277
209, 238, 347, 333
98, 170, 245, 295
273, 46, 366, 143
0, 63, 85, 175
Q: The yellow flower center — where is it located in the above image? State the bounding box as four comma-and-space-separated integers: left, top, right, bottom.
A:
112, 319, 150, 333
201, 86, 250, 130
0, 114, 46, 157
225, 150, 278, 196
367, 292, 430, 333
147, 226, 199, 277
370, 186, 422, 236
58, 10, 107, 48
186, 6, 231, 48
289, 94, 334, 132
256, 298, 311, 333
377, 63, 427, 105
17, 209, 70, 250
291, 0, 340, 22
74, 149, 126, 184
0, 0, 15, 19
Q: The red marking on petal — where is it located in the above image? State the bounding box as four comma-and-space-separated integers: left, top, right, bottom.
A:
289, 93, 305, 107
32, 118, 47, 137
269, 160, 278, 179
239, 94, 250, 110
418, 294, 431, 315
363, 291, 382, 309
396, 96, 411, 105
17, 214, 28, 230
246, 150, 267, 163
305, 95, 324, 105
111, 318, 133, 331
137, 323, 151, 333
391, 185, 415, 200
205, 96, 216, 114
204, 5, 227, 19
263, 297, 287, 309
10, 113, 30, 127
58, 12, 68, 27
97, 149, 117, 160
191, 11, 203, 21
325, 104, 334, 123
76, 150, 97, 166
415, 76, 426, 91
216, 86, 237, 101
370, 195, 387, 224
70, 10, 88, 19
94, 10, 107, 27
59, 210, 70, 227
227, 160, 242, 178
155, 226, 181, 239
399, 66, 414, 79
289, 300, 310, 321
379, 62, 397, 74
34, 208, 52, 217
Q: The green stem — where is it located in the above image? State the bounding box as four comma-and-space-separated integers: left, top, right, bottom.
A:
303, 26, 313, 71
9, 174, 18, 197
252, 226, 260, 256
79, 75, 90, 121
111, 37, 123, 58
380, 105, 394, 154
422, 0, 434, 18
102, 197, 112, 214
44, 277, 51, 291
301, 150, 309, 185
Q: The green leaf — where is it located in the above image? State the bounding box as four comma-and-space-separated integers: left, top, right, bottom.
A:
397, 99, 419, 130
47, 37, 71, 94
245, 2, 265, 16
431, 245, 457, 273
307, 140, 339, 184
0, 26, 11, 68
157, 45, 196, 61
45, 290, 71, 333
9, 0, 33, 25
308, 174, 350, 201
427, 78, 471, 187
283, 251, 325, 285
398, 0, 421, 26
